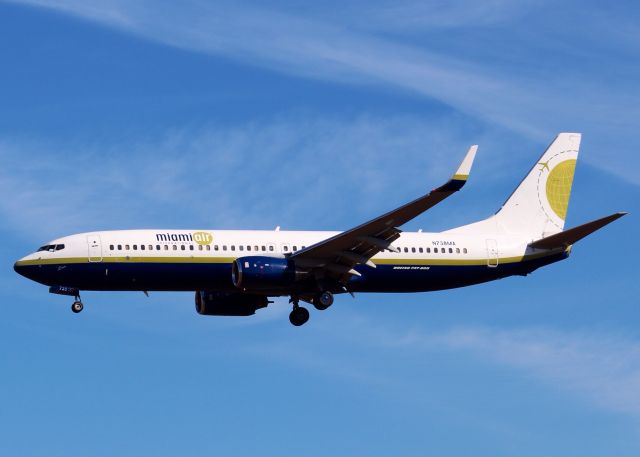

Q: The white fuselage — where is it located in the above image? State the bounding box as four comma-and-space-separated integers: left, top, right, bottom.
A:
14, 228, 564, 296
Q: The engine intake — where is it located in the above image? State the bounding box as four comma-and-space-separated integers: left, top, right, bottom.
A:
195, 291, 269, 316
232, 256, 300, 291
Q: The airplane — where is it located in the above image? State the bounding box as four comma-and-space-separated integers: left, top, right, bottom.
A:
538, 160, 551, 172
14, 133, 627, 326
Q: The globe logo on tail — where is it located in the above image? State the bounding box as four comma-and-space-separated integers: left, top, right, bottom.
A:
545, 159, 576, 220
536, 151, 578, 228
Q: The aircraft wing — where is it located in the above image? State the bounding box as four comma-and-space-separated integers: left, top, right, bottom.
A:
291, 145, 477, 285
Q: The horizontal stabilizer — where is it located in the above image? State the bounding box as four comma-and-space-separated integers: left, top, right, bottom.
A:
529, 212, 627, 249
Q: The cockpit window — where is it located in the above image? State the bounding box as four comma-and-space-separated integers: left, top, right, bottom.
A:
37, 244, 65, 252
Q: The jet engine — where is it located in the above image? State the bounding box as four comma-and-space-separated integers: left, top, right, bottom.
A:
195, 291, 269, 316
232, 256, 304, 291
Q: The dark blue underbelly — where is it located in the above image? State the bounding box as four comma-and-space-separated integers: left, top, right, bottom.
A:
19, 251, 567, 294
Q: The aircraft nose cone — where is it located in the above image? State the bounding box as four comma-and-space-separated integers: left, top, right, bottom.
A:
14, 258, 48, 285
14, 261, 26, 276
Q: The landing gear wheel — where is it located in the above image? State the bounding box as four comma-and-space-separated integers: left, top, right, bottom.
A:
313, 291, 334, 311
71, 301, 84, 313
289, 306, 310, 326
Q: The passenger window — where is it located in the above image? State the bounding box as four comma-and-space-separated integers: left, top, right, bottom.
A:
180, 245, 185, 251
463, 248, 468, 254
269, 246, 274, 252
411, 247, 416, 253
198, 245, 203, 251
173, 245, 177, 251
109, 245, 114, 250
141, 245, 145, 250
293, 246, 298, 251
419, 247, 423, 253
404, 247, 408, 253
449, 248, 453, 253
149, 245, 153, 250
231, 245, 236, 251
283, 246, 289, 252
214, 245, 218, 251
239, 246, 243, 251
189, 245, 194, 251
133, 245, 138, 250
117, 245, 122, 250
254, 245, 259, 251
164, 245, 169, 251
426, 247, 431, 253
456, 248, 460, 254
223, 246, 227, 251
434, 248, 438, 253
125, 244, 130, 250
156, 245, 160, 250
261, 246, 266, 251
206, 245, 210, 251
247, 246, 251, 251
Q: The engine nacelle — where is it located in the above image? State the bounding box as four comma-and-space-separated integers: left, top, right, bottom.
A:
195, 291, 269, 316
232, 256, 298, 291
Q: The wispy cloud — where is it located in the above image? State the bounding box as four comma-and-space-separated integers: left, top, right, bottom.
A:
0, 114, 489, 240
394, 325, 640, 418
6, 0, 640, 183
268, 0, 548, 32
212, 310, 640, 419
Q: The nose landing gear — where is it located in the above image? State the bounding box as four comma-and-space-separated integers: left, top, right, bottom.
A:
49, 286, 84, 314
71, 301, 84, 313
71, 291, 84, 314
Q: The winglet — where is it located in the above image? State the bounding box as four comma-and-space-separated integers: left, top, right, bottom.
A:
453, 144, 478, 181
436, 145, 478, 192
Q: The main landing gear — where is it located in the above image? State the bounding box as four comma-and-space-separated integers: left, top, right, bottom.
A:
289, 291, 334, 326
313, 291, 334, 311
289, 302, 309, 327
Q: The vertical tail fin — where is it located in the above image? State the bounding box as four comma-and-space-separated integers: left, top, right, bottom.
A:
494, 133, 581, 237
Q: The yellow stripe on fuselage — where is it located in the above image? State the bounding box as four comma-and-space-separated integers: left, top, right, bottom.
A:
15, 256, 236, 266
15, 249, 565, 268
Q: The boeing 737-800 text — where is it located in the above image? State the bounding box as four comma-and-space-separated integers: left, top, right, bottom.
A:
14, 133, 626, 326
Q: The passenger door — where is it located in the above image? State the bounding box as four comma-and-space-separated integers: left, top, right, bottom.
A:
87, 235, 103, 262
486, 239, 499, 267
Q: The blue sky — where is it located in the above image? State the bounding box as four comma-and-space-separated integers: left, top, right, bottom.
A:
1, 1, 639, 455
